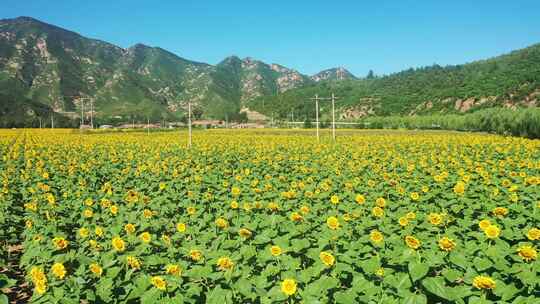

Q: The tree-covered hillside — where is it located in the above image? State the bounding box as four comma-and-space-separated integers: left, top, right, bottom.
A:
249, 44, 540, 120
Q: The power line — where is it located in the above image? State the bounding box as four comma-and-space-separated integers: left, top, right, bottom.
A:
66, 96, 94, 129
310, 93, 339, 142
188, 101, 192, 148
310, 94, 321, 142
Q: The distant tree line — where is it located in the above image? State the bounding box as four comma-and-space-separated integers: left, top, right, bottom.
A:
0, 110, 249, 128
354, 108, 540, 139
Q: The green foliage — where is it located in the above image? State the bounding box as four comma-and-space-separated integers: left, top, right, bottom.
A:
355, 107, 540, 139
3, 129, 539, 303
250, 44, 540, 118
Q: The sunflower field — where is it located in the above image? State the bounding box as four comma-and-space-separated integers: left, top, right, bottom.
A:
0, 129, 539, 303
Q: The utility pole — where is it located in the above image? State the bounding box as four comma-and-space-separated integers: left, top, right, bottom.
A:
51, 113, 54, 129
90, 98, 94, 129
147, 117, 150, 135
188, 102, 192, 148
38, 117, 42, 129
80, 99, 84, 127
310, 94, 320, 142
311, 93, 339, 142
331, 93, 338, 142
66, 96, 94, 129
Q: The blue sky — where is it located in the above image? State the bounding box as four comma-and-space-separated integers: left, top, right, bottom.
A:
3, 0, 540, 76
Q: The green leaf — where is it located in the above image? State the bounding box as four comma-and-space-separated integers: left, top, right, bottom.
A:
468, 296, 493, 304
359, 256, 380, 274
206, 286, 232, 304
334, 290, 357, 304
493, 282, 520, 301
235, 278, 254, 297
267, 285, 288, 301
302, 275, 338, 298
473, 257, 492, 272
403, 293, 427, 304
0, 294, 8, 304
168, 294, 185, 304
0, 274, 16, 289
184, 282, 203, 298
422, 277, 451, 300
140, 288, 161, 304
317, 276, 339, 290
408, 261, 429, 282
385, 272, 412, 293
298, 266, 321, 283
350, 275, 373, 295
252, 234, 271, 245
126, 275, 151, 300
442, 268, 462, 282
291, 239, 311, 251
106, 266, 122, 279
95, 277, 114, 302
53, 286, 65, 300
449, 253, 468, 270
516, 270, 536, 286
185, 265, 212, 279
446, 285, 473, 300
239, 246, 257, 260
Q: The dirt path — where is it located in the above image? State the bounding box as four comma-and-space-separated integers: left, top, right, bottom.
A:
1, 245, 31, 304
1, 131, 31, 303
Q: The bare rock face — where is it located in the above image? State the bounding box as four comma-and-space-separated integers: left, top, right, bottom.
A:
218, 57, 312, 103
35, 38, 53, 62
454, 98, 472, 112
227, 59, 359, 104
240, 107, 268, 121
340, 106, 374, 119
340, 98, 379, 119
454, 96, 497, 112
276, 70, 306, 93
523, 90, 539, 107
408, 101, 434, 116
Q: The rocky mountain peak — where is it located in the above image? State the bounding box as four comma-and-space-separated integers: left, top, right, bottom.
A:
311, 67, 356, 82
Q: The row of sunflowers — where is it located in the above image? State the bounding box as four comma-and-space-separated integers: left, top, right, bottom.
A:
0, 129, 538, 303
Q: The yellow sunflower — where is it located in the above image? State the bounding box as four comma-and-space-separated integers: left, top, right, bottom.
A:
281, 278, 297, 296
326, 216, 340, 230
405, 235, 421, 250
319, 251, 335, 267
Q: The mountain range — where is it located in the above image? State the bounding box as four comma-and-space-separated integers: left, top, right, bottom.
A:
0, 16, 356, 126
0, 16, 539, 127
